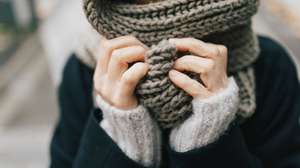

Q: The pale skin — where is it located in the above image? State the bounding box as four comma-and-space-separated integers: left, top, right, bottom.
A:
94, 35, 229, 110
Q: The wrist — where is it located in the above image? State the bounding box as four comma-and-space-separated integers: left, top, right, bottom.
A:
96, 94, 141, 117
96, 92, 139, 110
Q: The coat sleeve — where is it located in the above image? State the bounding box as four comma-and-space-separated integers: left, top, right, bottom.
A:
167, 37, 300, 168
49, 55, 151, 168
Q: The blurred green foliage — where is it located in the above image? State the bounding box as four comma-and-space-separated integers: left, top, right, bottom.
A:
0, 2, 15, 27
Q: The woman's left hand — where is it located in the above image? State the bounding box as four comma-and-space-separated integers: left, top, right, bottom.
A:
168, 37, 229, 99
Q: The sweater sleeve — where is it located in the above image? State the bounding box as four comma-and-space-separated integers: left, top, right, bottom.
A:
95, 94, 161, 167
167, 77, 264, 168
49, 55, 157, 168
169, 77, 239, 152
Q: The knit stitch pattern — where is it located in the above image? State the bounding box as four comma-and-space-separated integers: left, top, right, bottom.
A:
135, 40, 195, 128
81, 0, 260, 128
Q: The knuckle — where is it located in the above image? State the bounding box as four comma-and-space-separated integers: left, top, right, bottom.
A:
111, 50, 122, 63
180, 56, 190, 63
185, 61, 194, 71
122, 74, 136, 86
210, 47, 219, 57
190, 42, 199, 50
218, 45, 228, 56
186, 37, 203, 47
128, 45, 147, 58
101, 39, 110, 50
134, 45, 147, 54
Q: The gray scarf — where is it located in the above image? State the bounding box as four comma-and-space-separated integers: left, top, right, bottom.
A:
78, 0, 260, 128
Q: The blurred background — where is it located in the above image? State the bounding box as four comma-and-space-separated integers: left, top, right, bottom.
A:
0, 0, 299, 167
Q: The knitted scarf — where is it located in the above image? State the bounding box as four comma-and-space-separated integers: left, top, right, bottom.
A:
78, 0, 260, 129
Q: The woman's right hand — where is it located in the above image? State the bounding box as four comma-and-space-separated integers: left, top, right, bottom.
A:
94, 35, 149, 110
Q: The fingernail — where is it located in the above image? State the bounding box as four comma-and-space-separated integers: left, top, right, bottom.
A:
169, 70, 178, 76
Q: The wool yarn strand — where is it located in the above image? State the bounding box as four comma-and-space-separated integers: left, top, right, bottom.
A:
80, 0, 260, 128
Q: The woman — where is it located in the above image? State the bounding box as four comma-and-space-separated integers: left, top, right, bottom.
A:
50, 0, 300, 167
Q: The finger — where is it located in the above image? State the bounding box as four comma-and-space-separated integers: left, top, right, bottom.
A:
173, 55, 215, 74
168, 70, 210, 98
96, 35, 147, 75
168, 38, 220, 59
107, 45, 146, 80
119, 62, 149, 97
207, 42, 228, 55
107, 35, 148, 50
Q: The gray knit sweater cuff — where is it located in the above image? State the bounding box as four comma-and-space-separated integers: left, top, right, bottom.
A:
96, 94, 161, 167
169, 77, 240, 152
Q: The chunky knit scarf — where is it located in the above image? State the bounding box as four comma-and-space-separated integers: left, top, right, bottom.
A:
78, 0, 260, 129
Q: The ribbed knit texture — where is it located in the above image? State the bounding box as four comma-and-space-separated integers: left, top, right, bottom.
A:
169, 77, 239, 152
78, 0, 260, 128
96, 94, 161, 167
